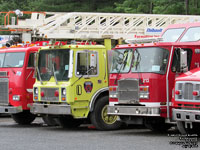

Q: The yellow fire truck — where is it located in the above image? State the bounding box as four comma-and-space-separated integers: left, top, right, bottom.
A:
30, 39, 121, 130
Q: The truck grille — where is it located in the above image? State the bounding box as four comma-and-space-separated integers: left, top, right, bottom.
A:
0, 72, 8, 77
40, 88, 59, 102
118, 79, 139, 103
0, 78, 9, 104
175, 81, 200, 101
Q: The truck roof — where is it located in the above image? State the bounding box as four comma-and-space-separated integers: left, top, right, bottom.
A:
39, 44, 106, 51
115, 41, 200, 49
161, 22, 200, 38
161, 22, 200, 43
162, 22, 200, 31
0, 46, 40, 53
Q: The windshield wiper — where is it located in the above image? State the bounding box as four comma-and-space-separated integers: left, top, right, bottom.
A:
5, 65, 15, 74
114, 50, 128, 84
135, 49, 141, 69
36, 67, 43, 85
52, 63, 58, 85
134, 49, 143, 84
71, 67, 94, 86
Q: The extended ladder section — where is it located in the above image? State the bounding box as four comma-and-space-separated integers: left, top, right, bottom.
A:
1, 11, 200, 40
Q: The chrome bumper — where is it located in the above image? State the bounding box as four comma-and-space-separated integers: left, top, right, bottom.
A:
172, 109, 200, 122
107, 105, 160, 116
0, 105, 23, 114
30, 103, 71, 115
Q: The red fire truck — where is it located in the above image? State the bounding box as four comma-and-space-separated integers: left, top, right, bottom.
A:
0, 45, 39, 124
172, 68, 200, 134
107, 22, 200, 131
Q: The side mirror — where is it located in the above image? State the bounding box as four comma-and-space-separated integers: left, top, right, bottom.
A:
90, 53, 97, 68
34, 52, 38, 67
180, 49, 188, 72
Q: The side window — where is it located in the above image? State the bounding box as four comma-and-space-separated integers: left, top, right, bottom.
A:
76, 51, 98, 76
28, 53, 35, 67
171, 48, 192, 72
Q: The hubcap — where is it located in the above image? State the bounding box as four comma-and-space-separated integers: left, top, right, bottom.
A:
101, 105, 118, 124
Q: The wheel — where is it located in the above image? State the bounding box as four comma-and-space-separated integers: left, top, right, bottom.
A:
11, 110, 36, 125
90, 95, 122, 130
145, 117, 172, 132
57, 116, 83, 128
42, 115, 58, 126
177, 121, 200, 135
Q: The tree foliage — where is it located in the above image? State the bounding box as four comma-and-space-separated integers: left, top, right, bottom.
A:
0, 0, 200, 15
114, 0, 200, 15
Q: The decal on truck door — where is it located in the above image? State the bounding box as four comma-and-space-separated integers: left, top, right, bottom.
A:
84, 81, 93, 93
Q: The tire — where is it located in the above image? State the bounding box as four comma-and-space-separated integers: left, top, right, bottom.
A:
11, 110, 36, 125
145, 117, 172, 132
90, 96, 122, 130
177, 121, 200, 135
42, 115, 58, 126
57, 116, 83, 128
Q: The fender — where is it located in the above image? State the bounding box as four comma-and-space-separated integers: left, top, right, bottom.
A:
89, 87, 109, 112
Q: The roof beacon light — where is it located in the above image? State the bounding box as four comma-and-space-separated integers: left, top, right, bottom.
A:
15, 9, 23, 17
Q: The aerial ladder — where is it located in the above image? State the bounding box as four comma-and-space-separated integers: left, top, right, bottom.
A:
1, 11, 200, 43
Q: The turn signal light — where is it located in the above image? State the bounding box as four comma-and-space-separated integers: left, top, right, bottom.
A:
54, 91, 59, 97
109, 87, 117, 91
193, 91, 199, 96
41, 91, 45, 97
175, 90, 181, 95
140, 86, 149, 92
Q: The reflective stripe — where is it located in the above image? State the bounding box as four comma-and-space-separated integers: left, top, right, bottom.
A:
140, 102, 172, 107
109, 101, 118, 106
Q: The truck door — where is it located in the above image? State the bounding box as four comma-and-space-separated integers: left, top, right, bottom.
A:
166, 48, 192, 117
73, 50, 99, 112
25, 52, 36, 97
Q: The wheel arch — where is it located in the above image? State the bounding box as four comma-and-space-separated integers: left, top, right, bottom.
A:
89, 87, 109, 112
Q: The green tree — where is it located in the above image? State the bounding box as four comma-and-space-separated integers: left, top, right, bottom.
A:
189, 0, 200, 15
153, 0, 185, 14
115, 0, 200, 15
114, 0, 154, 14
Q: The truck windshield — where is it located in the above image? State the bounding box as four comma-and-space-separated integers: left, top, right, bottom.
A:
131, 47, 169, 74
162, 28, 185, 42
0, 52, 25, 68
38, 49, 70, 81
180, 27, 200, 42
110, 49, 132, 73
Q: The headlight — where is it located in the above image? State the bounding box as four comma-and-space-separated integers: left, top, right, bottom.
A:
139, 93, 149, 99
13, 95, 20, 101
109, 94, 117, 98
61, 88, 66, 101
34, 87, 38, 95
139, 86, 149, 99
109, 86, 118, 98
62, 88, 66, 96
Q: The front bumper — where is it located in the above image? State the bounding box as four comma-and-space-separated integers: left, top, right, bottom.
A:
172, 108, 200, 123
0, 105, 23, 114
30, 103, 71, 115
107, 105, 160, 117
